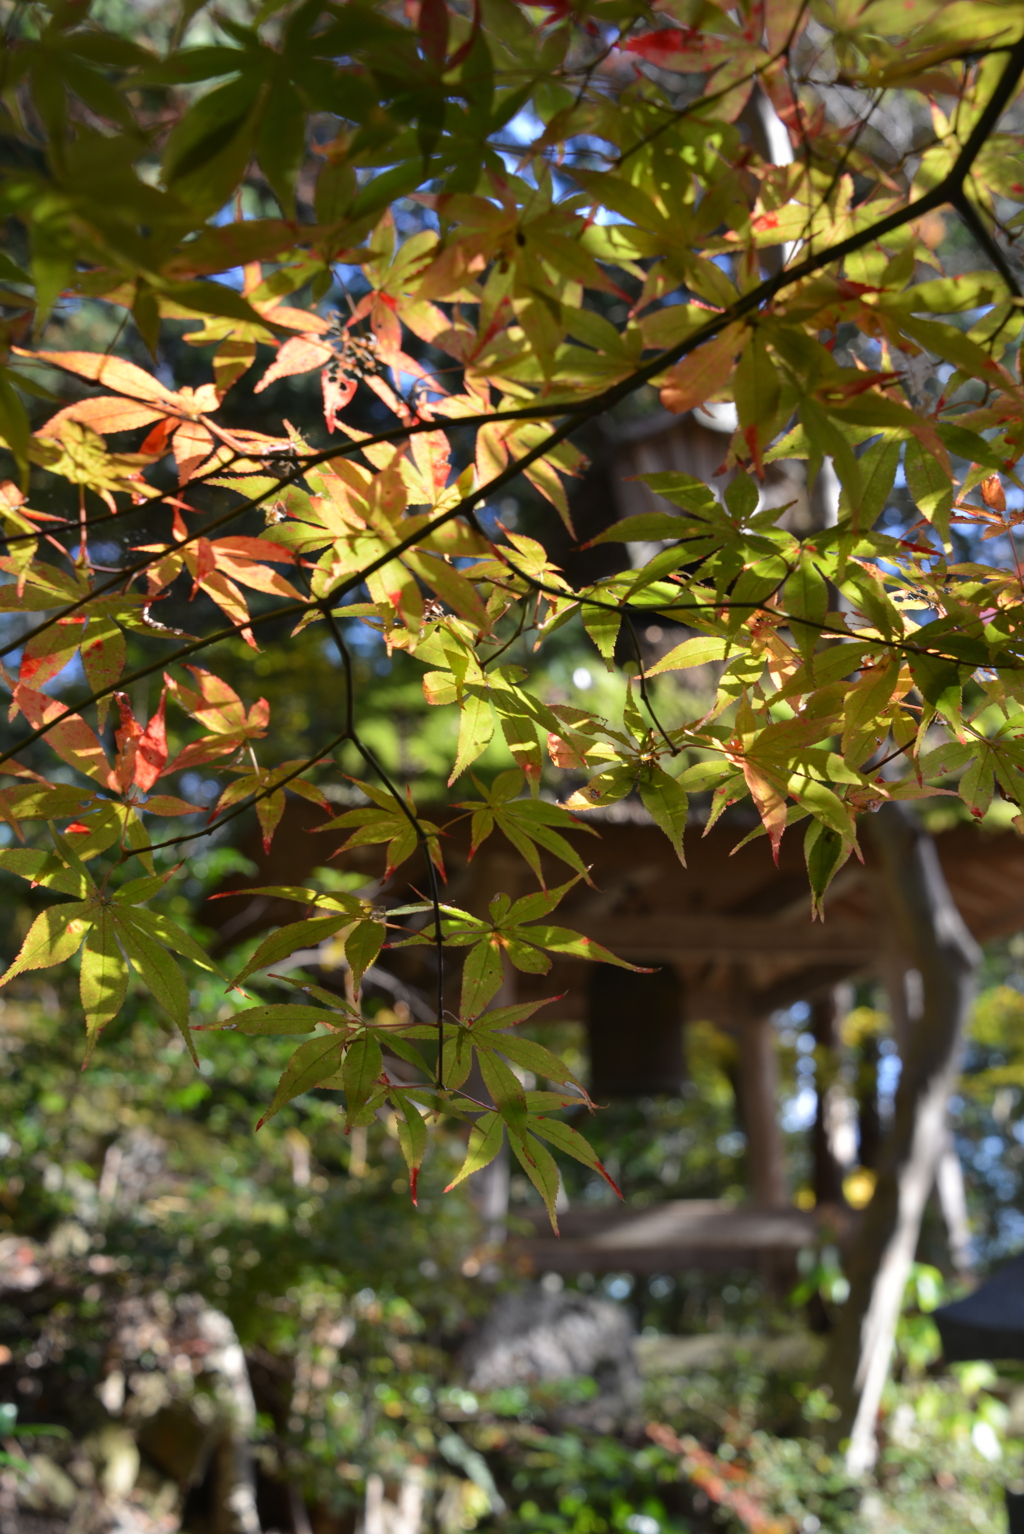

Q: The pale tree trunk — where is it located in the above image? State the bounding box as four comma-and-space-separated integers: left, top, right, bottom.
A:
289, 1483, 314, 1534
364, 1468, 425, 1534
198, 1308, 262, 1534
936, 1128, 973, 1275
823, 803, 979, 1472
880, 950, 974, 1272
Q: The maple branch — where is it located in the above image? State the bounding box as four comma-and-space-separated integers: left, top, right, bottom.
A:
3, 528, 1020, 784
4, 33, 1024, 794
623, 614, 679, 756
483, 564, 1024, 675
0, 597, 309, 765
9, 31, 1024, 675
351, 731, 447, 1090
121, 730, 352, 859
324, 609, 447, 1089
951, 186, 1024, 299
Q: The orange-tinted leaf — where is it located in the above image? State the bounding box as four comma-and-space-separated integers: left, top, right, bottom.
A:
16, 349, 182, 407
212, 337, 256, 396
622, 27, 734, 67
113, 690, 144, 795
167, 666, 248, 731
18, 615, 85, 691
141, 794, 203, 816
36, 397, 167, 440
139, 417, 178, 456
135, 690, 168, 793
173, 419, 215, 482
323, 370, 358, 431
82, 617, 126, 728
740, 761, 787, 864
212, 535, 298, 566
980, 474, 1006, 512
14, 686, 114, 788
254, 334, 334, 393
659, 323, 745, 415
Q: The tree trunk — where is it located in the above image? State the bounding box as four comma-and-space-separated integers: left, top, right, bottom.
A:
364, 1468, 424, 1534
936, 1128, 973, 1275
822, 804, 979, 1472
198, 1308, 262, 1534
880, 946, 974, 1270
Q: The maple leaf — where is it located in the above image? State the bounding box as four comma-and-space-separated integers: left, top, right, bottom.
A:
166, 667, 270, 770
113, 690, 168, 795
11, 686, 116, 790
19, 350, 224, 483
254, 333, 336, 393
659, 324, 746, 415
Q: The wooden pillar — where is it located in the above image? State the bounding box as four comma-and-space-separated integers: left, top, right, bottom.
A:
854, 1029, 882, 1172
811, 992, 847, 1207
735, 994, 786, 1208
587, 961, 684, 1098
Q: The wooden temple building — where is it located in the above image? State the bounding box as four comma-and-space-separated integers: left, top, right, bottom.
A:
206, 789, 1024, 1275
206, 407, 1024, 1278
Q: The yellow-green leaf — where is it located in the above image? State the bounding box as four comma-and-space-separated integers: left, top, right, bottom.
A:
80, 909, 129, 1062
0, 902, 91, 988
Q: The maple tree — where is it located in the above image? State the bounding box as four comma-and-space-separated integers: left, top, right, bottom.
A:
0, 0, 1023, 1259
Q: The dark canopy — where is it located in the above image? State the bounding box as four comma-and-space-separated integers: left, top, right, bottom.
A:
934, 1255, 1024, 1362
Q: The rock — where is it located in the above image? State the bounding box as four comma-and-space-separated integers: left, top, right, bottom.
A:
11, 1290, 264, 1533
96, 1425, 141, 1500
463, 1285, 638, 1430
20, 1454, 77, 1513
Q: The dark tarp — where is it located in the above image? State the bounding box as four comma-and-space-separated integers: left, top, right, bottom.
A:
933, 1254, 1024, 1363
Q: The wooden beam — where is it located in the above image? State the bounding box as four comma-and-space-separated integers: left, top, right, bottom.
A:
511, 1199, 846, 1275
751, 963, 867, 1017
578, 915, 877, 963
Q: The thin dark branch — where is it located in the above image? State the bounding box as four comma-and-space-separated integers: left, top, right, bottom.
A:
119, 729, 352, 860
322, 608, 447, 1088
4, 34, 1024, 775
952, 185, 1024, 299
624, 615, 680, 755
9, 30, 1024, 673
